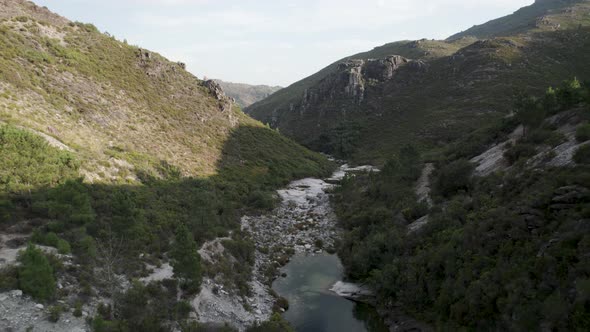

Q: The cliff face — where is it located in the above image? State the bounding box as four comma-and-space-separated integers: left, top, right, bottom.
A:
246, 0, 590, 163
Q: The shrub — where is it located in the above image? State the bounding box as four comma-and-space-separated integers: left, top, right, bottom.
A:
57, 239, 71, 255
48, 305, 62, 322
247, 190, 276, 210
504, 143, 537, 165
0, 266, 18, 291
17, 244, 56, 301
170, 224, 202, 290
576, 124, 590, 143
434, 159, 475, 197
573, 145, 590, 164
247, 313, 294, 332
73, 301, 83, 317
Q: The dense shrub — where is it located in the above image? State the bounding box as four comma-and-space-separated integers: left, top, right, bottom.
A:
576, 124, 590, 142
433, 159, 475, 197
0, 125, 78, 194
170, 224, 202, 292
17, 244, 56, 301
574, 145, 590, 164
504, 142, 537, 165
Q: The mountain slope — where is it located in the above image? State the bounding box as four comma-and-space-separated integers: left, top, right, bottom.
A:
448, 0, 590, 40
246, 0, 590, 164
0, 1, 332, 331
214, 79, 281, 108
0, 0, 323, 182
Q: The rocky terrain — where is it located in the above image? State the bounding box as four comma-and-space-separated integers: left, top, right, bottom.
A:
189, 163, 378, 331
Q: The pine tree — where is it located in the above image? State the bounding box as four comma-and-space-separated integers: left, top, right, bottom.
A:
170, 224, 202, 287
18, 243, 56, 301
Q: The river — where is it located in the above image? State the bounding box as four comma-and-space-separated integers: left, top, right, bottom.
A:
273, 253, 388, 332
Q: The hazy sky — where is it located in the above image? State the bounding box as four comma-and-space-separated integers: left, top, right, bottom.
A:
34, 0, 533, 86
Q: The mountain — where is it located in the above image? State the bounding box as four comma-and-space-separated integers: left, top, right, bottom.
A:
214, 79, 281, 108
448, 0, 590, 40
0, 1, 331, 330
245, 0, 590, 164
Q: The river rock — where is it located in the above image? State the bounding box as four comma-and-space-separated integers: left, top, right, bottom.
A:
330, 281, 374, 302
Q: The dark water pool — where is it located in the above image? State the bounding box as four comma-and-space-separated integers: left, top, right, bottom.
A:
272, 254, 388, 332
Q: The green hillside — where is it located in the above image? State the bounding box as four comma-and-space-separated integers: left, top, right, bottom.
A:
246, 0, 590, 165
0, 1, 332, 330
448, 0, 590, 40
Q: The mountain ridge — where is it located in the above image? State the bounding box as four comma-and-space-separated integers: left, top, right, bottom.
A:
246, 0, 590, 164
214, 79, 281, 108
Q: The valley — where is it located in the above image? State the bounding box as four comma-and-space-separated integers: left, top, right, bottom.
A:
1, 0, 590, 331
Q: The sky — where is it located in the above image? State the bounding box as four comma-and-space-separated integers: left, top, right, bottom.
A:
34, 0, 534, 86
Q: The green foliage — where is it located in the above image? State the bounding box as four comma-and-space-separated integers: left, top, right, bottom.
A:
73, 301, 83, 317
576, 124, 590, 142
246, 313, 294, 332
332, 82, 590, 330
514, 91, 546, 137
48, 305, 62, 323
433, 159, 475, 197
504, 142, 537, 165
574, 145, 590, 164
0, 266, 19, 291
0, 125, 78, 194
170, 224, 202, 290
17, 244, 56, 301
220, 233, 255, 296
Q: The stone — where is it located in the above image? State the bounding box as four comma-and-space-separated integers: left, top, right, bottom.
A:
35, 304, 44, 310
304, 244, 312, 250
10, 290, 23, 297
255, 309, 262, 315
203, 80, 227, 101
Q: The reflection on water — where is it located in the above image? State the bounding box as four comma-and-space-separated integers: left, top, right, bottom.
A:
272, 254, 388, 332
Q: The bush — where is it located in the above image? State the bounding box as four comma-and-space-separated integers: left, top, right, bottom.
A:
574, 145, 590, 164
247, 313, 294, 332
434, 159, 475, 197
504, 143, 537, 165
0, 266, 18, 291
17, 244, 56, 301
247, 190, 276, 210
57, 239, 71, 255
73, 301, 83, 317
48, 305, 62, 322
576, 124, 590, 143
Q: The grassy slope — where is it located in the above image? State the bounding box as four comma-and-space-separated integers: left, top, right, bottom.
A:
0, 2, 333, 329
246, 0, 590, 165
448, 0, 590, 40
0, 0, 330, 183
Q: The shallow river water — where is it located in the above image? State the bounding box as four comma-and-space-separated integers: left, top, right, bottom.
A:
273, 254, 388, 332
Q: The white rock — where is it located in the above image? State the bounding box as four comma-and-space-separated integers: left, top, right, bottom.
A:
304, 244, 312, 250
255, 309, 262, 315
35, 304, 44, 310
10, 290, 23, 297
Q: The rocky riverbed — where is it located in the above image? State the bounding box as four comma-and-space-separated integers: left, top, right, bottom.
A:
191, 163, 379, 331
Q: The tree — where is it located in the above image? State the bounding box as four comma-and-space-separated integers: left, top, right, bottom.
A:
170, 224, 202, 289
514, 92, 545, 137
18, 243, 56, 301
556, 78, 583, 108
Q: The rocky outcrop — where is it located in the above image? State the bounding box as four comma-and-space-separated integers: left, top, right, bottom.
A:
203, 79, 226, 101
330, 281, 374, 303
300, 55, 415, 110
203, 80, 237, 117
